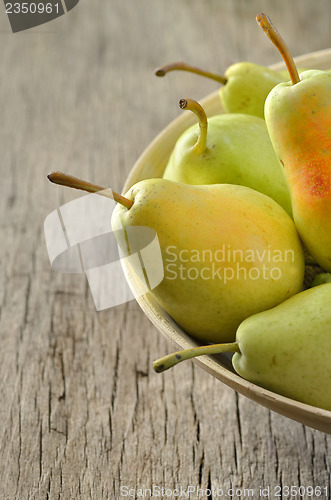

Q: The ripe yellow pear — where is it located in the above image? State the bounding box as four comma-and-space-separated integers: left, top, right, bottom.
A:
257, 13, 331, 271
47, 173, 305, 344
111, 178, 304, 343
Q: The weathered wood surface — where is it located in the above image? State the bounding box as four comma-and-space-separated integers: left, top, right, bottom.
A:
0, 1, 330, 498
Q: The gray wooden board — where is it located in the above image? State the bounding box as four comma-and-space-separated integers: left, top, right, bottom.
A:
0, 0, 330, 498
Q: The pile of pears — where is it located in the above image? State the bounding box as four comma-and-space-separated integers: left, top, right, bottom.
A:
48, 14, 331, 412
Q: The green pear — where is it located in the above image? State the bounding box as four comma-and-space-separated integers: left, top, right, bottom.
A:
110, 177, 304, 343
155, 60, 286, 118
232, 283, 331, 410
219, 62, 286, 118
311, 273, 331, 287
153, 283, 331, 411
257, 14, 331, 272
163, 98, 292, 215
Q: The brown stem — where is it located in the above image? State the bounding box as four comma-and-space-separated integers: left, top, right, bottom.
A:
179, 98, 208, 154
47, 171, 133, 209
155, 61, 227, 85
256, 13, 300, 85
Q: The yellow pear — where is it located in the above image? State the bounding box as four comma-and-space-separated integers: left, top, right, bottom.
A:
111, 178, 304, 343
47, 172, 305, 344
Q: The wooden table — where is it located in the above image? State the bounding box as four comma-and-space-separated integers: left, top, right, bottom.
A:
0, 1, 330, 498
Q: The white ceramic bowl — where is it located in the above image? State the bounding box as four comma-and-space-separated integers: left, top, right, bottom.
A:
122, 49, 331, 434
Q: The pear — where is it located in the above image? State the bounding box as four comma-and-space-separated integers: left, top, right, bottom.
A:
153, 283, 331, 411
311, 273, 331, 287
232, 283, 331, 410
48, 172, 305, 344
111, 178, 305, 343
257, 13, 331, 272
163, 98, 292, 215
155, 60, 286, 119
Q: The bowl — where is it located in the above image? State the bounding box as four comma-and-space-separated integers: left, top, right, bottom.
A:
121, 48, 331, 434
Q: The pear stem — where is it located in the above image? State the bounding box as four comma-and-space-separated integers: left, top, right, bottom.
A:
179, 98, 208, 155
155, 61, 227, 85
256, 13, 300, 85
47, 171, 133, 209
153, 342, 240, 373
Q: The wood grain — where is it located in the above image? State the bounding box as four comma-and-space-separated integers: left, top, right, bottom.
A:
0, 0, 330, 498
